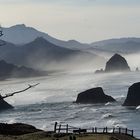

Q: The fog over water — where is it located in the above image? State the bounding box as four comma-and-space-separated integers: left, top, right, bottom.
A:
0, 69, 140, 137
0, 0, 140, 139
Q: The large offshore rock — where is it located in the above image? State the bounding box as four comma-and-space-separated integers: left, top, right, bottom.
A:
0, 96, 13, 111
76, 87, 116, 104
123, 82, 140, 106
105, 54, 130, 72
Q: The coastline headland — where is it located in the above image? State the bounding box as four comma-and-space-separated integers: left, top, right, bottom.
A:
0, 122, 138, 140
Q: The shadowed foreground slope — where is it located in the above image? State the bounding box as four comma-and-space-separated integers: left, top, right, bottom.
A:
0, 132, 138, 140
0, 123, 138, 140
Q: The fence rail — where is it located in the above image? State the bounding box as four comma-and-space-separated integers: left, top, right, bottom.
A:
54, 122, 134, 137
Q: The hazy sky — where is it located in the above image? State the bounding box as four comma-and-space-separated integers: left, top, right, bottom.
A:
0, 0, 140, 43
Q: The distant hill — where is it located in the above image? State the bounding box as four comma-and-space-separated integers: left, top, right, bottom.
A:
2, 24, 140, 54
0, 60, 44, 79
90, 38, 140, 53
1, 24, 90, 50
0, 37, 104, 71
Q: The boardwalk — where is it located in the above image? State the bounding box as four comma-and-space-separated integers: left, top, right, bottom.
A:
54, 122, 134, 137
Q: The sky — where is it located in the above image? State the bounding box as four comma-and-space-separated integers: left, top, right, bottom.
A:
0, 0, 140, 43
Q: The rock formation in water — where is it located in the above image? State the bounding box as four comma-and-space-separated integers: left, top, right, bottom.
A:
105, 54, 130, 72
95, 54, 130, 73
0, 95, 13, 111
123, 82, 140, 106
75, 87, 116, 104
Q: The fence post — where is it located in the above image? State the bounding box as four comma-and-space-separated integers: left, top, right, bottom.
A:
113, 128, 115, 134
79, 128, 81, 134
119, 128, 121, 134
58, 124, 61, 133
125, 128, 127, 135
95, 127, 97, 133
106, 127, 108, 133
54, 122, 57, 133
103, 128, 105, 133
92, 128, 94, 133
66, 124, 68, 133
132, 130, 133, 137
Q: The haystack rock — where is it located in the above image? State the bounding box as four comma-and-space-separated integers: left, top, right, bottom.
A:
76, 87, 116, 104
123, 82, 140, 106
105, 54, 130, 72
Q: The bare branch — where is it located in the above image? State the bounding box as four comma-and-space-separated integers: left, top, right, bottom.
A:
2, 83, 40, 99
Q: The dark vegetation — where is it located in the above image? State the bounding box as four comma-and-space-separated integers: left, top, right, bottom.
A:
0, 123, 41, 135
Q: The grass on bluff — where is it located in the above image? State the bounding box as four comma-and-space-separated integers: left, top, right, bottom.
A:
0, 132, 138, 140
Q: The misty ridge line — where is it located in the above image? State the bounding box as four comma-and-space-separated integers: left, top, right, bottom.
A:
1, 24, 140, 46
0, 24, 140, 73
0, 24, 104, 72
1, 24, 140, 56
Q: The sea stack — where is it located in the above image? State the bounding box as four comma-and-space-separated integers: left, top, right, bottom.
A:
105, 54, 130, 72
76, 87, 116, 104
123, 82, 140, 106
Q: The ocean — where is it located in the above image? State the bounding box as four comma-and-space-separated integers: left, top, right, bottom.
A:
0, 71, 140, 138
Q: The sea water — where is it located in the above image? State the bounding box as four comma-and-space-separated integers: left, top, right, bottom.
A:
0, 71, 140, 138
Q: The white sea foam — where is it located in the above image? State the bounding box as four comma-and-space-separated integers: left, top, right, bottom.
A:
90, 108, 97, 112
106, 119, 119, 127
136, 105, 140, 110
8, 118, 16, 124
0, 70, 140, 137
102, 113, 114, 119
105, 102, 112, 106
105, 119, 127, 128
41, 124, 48, 130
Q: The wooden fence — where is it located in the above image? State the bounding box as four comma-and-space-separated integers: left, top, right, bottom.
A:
54, 122, 134, 137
